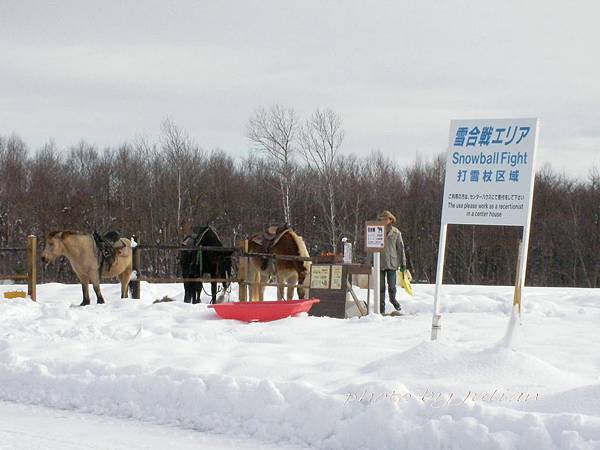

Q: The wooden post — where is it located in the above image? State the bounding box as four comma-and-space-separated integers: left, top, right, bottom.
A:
238, 239, 248, 302
501, 239, 524, 348
513, 240, 523, 315
27, 235, 37, 301
347, 283, 368, 316
131, 236, 141, 299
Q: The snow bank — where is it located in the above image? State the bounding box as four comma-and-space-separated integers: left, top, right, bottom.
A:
1, 341, 599, 449
528, 384, 600, 417
362, 341, 586, 390
0, 282, 599, 449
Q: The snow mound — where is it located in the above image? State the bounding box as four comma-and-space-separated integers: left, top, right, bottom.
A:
526, 384, 600, 416
1, 354, 599, 449
362, 341, 585, 390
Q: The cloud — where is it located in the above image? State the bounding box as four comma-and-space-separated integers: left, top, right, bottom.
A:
1, 1, 599, 178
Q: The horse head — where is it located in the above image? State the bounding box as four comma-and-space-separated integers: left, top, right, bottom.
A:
41, 231, 67, 264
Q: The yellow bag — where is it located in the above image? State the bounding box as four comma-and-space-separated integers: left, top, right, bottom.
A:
398, 269, 414, 296
3, 290, 27, 299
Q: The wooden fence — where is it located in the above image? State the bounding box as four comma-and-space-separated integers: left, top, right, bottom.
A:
130, 240, 316, 301
0, 235, 37, 301
0, 236, 370, 309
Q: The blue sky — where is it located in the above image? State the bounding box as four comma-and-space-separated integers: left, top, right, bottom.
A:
1, 0, 599, 178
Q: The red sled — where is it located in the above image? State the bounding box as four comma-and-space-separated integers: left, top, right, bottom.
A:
208, 299, 320, 322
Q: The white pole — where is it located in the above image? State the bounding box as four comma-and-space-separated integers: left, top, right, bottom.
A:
431, 223, 448, 340
373, 252, 381, 314
502, 240, 523, 348
502, 219, 533, 348
512, 172, 535, 316
517, 225, 530, 312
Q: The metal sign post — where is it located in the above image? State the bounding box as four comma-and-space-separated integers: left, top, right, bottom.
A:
432, 118, 539, 341
431, 224, 447, 340
365, 221, 387, 315
373, 253, 380, 314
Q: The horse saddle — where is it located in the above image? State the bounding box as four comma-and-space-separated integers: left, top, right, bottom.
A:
251, 224, 291, 251
93, 231, 127, 270
104, 231, 127, 250
250, 223, 292, 270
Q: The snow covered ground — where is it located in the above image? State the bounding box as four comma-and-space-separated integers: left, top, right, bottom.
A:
0, 400, 304, 450
0, 281, 599, 449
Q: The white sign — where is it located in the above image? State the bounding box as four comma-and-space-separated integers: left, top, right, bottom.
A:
365, 222, 386, 252
331, 265, 343, 290
442, 118, 539, 227
310, 265, 331, 289
432, 117, 540, 341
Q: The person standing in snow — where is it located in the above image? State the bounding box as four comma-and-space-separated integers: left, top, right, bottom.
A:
377, 210, 407, 313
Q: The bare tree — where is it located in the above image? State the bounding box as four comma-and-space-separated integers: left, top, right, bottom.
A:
247, 104, 298, 224
299, 108, 344, 252
589, 166, 600, 286
160, 119, 196, 238
2, 116, 600, 288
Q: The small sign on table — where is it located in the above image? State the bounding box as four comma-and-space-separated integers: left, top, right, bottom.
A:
310, 265, 331, 289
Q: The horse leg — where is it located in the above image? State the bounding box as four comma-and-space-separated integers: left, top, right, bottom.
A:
93, 282, 105, 304
297, 284, 306, 300
286, 273, 298, 300
220, 282, 228, 303
210, 281, 217, 304
192, 282, 202, 304
286, 277, 293, 300
297, 271, 307, 300
80, 282, 91, 306
254, 271, 263, 302
190, 283, 196, 304
249, 268, 258, 302
260, 273, 268, 302
183, 282, 191, 303
277, 280, 285, 300
119, 268, 131, 299
246, 263, 254, 302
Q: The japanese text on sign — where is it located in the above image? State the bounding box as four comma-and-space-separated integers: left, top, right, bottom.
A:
442, 118, 538, 227
453, 125, 531, 147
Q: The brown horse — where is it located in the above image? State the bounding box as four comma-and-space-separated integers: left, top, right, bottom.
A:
247, 226, 311, 301
41, 231, 133, 306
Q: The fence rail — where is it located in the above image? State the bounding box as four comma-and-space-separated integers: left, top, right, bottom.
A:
131, 239, 332, 301
139, 276, 233, 284
136, 244, 312, 261
137, 244, 237, 252
0, 274, 29, 280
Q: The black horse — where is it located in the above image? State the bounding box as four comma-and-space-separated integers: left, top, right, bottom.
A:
180, 225, 233, 304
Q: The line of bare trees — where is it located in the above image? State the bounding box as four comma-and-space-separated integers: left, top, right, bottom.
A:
1, 106, 599, 287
